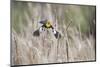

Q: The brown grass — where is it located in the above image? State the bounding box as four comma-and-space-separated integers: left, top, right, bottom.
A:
11, 1, 96, 66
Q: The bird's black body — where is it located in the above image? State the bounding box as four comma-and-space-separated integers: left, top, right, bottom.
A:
33, 20, 61, 39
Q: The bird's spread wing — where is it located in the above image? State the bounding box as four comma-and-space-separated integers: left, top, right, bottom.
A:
33, 29, 40, 36
33, 26, 44, 36
39, 20, 47, 24
52, 29, 61, 39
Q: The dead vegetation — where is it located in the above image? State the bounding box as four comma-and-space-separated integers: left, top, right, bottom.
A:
11, 1, 96, 66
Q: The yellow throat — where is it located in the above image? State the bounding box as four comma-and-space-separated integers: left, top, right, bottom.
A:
46, 20, 52, 28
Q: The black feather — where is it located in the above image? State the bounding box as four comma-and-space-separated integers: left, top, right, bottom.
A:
39, 20, 47, 24
33, 29, 40, 36
54, 31, 61, 39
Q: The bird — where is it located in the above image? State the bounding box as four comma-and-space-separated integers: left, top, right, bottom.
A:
33, 19, 61, 39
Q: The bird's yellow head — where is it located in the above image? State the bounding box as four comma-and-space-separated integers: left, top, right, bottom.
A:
46, 20, 52, 28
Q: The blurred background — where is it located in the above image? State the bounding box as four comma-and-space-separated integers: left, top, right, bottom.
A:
11, 1, 96, 66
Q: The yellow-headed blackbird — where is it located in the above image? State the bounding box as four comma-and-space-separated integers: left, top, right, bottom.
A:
33, 20, 61, 39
